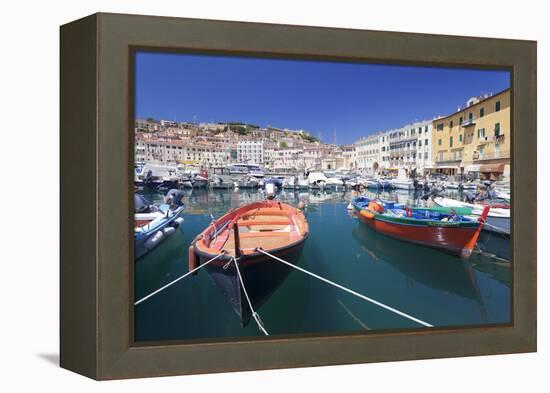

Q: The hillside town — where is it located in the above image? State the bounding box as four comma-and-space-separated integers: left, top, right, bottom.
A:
135, 88, 510, 181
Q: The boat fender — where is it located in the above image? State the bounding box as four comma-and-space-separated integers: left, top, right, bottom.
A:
163, 226, 176, 236
367, 201, 384, 213
144, 230, 164, 250
173, 217, 184, 227
360, 209, 375, 219
188, 245, 199, 275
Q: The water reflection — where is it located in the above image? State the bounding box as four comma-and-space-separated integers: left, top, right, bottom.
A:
135, 188, 511, 342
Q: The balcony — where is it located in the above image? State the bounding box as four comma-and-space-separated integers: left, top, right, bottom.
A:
473, 151, 510, 161
435, 154, 462, 164
461, 118, 476, 127
477, 134, 505, 146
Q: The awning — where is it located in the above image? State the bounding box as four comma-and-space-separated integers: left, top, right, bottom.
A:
464, 164, 481, 172
480, 163, 505, 173
434, 165, 459, 169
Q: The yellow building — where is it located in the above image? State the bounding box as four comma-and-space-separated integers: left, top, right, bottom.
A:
432, 88, 510, 179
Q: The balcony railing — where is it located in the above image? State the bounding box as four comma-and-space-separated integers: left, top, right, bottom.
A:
461, 118, 476, 127
435, 155, 462, 163
477, 134, 505, 145
473, 150, 510, 161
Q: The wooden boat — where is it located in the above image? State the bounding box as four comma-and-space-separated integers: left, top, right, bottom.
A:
352, 196, 489, 258
189, 200, 309, 326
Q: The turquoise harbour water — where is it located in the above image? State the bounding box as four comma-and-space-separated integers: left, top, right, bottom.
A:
134, 188, 511, 342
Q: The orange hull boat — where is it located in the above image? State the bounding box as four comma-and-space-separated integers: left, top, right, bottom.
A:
190, 200, 309, 326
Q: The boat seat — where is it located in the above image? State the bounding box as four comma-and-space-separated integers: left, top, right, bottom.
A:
239, 231, 292, 238
237, 220, 291, 227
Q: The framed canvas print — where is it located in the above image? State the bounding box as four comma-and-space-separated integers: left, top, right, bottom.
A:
60, 13, 537, 380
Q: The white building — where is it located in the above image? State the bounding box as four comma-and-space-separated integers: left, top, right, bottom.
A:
135, 138, 230, 166
379, 133, 390, 171
387, 126, 416, 174
237, 140, 264, 164
413, 120, 433, 173
385, 120, 433, 175
272, 147, 302, 169
354, 134, 381, 173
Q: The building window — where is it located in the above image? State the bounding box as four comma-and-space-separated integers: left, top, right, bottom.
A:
424, 152, 428, 159
438, 139, 442, 146
450, 120, 453, 129
480, 107, 485, 118
495, 101, 501, 112
419, 140, 422, 147
477, 128, 486, 139
436, 123, 444, 131
469, 112, 473, 120
495, 123, 501, 136
459, 116, 463, 125
425, 138, 428, 145
450, 136, 453, 147
459, 134, 463, 142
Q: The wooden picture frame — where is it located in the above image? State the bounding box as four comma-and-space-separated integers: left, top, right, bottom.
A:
60, 12, 536, 380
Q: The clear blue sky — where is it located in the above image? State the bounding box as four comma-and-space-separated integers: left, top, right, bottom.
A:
135, 52, 510, 145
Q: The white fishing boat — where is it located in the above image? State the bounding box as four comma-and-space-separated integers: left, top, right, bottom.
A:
209, 166, 234, 189
227, 163, 265, 178
135, 164, 180, 189
325, 177, 345, 190
235, 175, 260, 189
307, 172, 329, 189
377, 178, 393, 189
365, 179, 381, 189
391, 178, 413, 190
134, 194, 184, 259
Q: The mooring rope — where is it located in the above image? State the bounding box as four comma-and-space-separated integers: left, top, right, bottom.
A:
255, 248, 433, 328
134, 251, 226, 306
232, 257, 269, 336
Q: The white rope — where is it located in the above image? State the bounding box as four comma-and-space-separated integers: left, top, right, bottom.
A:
255, 248, 433, 328
232, 257, 269, 336
134, 251, 226, 306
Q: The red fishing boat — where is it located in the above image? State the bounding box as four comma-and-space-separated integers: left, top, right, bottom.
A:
189, 200, 308, 326
352, 196, 489, 258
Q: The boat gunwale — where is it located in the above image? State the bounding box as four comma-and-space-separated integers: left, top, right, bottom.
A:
193, 200, 309, 259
